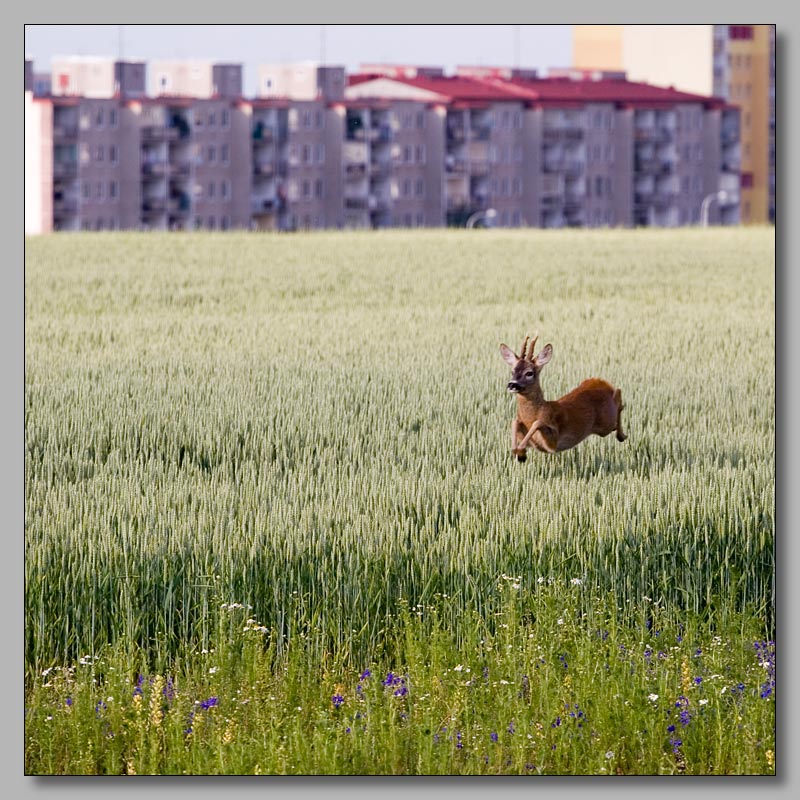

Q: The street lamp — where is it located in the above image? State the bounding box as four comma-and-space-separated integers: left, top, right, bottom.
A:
700, 190, 729, 227
466, 208, 497, 229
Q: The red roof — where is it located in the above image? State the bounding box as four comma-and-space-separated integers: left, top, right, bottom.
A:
349, 70, 727, 110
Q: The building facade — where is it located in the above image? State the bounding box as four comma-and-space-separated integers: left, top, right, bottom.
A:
573, 24, 775, 223
25, 57, 742, 234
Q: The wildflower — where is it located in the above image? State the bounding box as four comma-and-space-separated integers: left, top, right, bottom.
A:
507, 721, 515, 734
394, 685, 408, 698
453, 664, 464, 672
551, 717, 562, 728
332, 693, 345, 709
693, 676, 702, 685
570, 578, 582, 585
345, 727, 351, 734
557, 618, 564, 625
605, 750, 614, 759
699, 699, 709, 706
133, 674, 145, 697
360, 669, 371, 680
490, 732, 499, 743
209, 667, 219, 675
648, 694, 659, 702
200, 697, 218, 710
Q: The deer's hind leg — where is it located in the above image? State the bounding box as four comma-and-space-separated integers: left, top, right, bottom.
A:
614, 388, 627, 442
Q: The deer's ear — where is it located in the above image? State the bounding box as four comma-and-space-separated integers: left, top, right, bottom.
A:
499, 344, 518, 367
534, 344, 553, 367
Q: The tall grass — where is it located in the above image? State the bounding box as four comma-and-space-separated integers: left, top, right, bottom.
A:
25, 228, 774, 672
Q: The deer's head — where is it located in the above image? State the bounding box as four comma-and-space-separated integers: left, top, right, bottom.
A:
500, 335, 553, 394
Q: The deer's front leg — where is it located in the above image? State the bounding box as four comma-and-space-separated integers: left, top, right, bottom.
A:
511, 418, 527, 461
517, 419, 542, 451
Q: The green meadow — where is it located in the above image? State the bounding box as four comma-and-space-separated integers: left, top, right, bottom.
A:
24, 228, 774, 774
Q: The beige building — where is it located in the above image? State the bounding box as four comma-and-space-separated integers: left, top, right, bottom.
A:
573, 24, 774, 223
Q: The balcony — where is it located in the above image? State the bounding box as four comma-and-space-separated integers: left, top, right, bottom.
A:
470, 126, 491, 142
53, 124, 78, 141
370, 160, 391, 177
142, 126, 176, 142
168, 194, 191, 214
253, 161, 275, 178
540, 173, 565, 197
634, 126, 657, 142
252, 123, 275, 143
53, 161, 78, 179
169, 163, 191, 178
370, 125, 393, 144
721, 125, 739, 145
142, 161, 168, 177
345, 196, 370, 210
251, 197, 278, 214
52, 197, 78, 216
345, 162, 368, 179
543, 126, 583, 142
343, 140, 368, 165
447, 125, 466, 143
142, 197, 167, 213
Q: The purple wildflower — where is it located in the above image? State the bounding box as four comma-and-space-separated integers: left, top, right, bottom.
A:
345, 727, 351, 734
383, 671, 395, 686
490, 732, 498, 743
332, 693, 345, 709
360, 669, 371, 680
551, 716, 562, 728
133, 674, 145, 697
455, 731, 463, 750
507, 720, 515, 734
200, 696, 218, 710
65, 697, 73, 707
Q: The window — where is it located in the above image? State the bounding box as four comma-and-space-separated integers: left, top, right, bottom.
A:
195, 217, 203, 229
96, 182, 104, 200
502, 110, 510, 129
416, 211, 424, 225
302, 144, 312, 165
316, 143, 325, 164
694, 143, 703, 162
95, 108, 104, 128
208, 145, 216, 164
208, 182, 215, 199
82, 182, 90, 199
595, 176, 603, 196
512, 210, 521, 225
208, 111, 216, 128
109, 180, 118, 200
401, 178, 411, 197
302, 110, 313, 130
513, 144, 522, 163
195, 113, 204, 129
740, 172, 754, 188
221, 216, 230, 230
729, 25, 754, 40
416, 111, 425, 129
109, 145, 118, 165
302, 179, 311, 199
221, 109, 230, 128
415, 178, 424, 197
682, 176, 690, 193
501, 177, 509, 197
513, 111, 522, 130
207, 216, 216, 229
96, 145, 104, 162
415, 144, 426, 164
221, 180, 230, 200
513, 176, 522, 197
403, 145, 413, 164
109, 109, 117, 128
221, 144, 230, 165
315, 178, 324, 198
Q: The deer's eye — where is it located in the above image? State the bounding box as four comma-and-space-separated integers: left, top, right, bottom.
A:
525, 370, 534, 378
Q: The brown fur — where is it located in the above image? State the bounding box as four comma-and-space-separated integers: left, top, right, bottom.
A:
500, 338, 626, 460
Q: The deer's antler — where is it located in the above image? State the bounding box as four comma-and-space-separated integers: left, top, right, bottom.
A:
520, 335, 530, 361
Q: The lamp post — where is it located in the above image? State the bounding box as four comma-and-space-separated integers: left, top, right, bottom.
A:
700, 190, 729, 227
466, 208, 497, 229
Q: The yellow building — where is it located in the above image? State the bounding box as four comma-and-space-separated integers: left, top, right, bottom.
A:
573, 25, 775, 223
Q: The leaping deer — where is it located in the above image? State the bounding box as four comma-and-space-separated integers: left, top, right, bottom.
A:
500, 335, 627, 462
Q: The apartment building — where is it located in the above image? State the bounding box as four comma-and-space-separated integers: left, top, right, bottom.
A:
573, 24, 774, 223
25, 57, 742, 234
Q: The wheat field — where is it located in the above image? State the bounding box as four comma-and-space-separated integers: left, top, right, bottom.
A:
25, 228, 774, 671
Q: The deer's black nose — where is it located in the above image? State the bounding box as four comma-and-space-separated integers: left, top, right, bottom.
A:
507, 381, 521, 392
